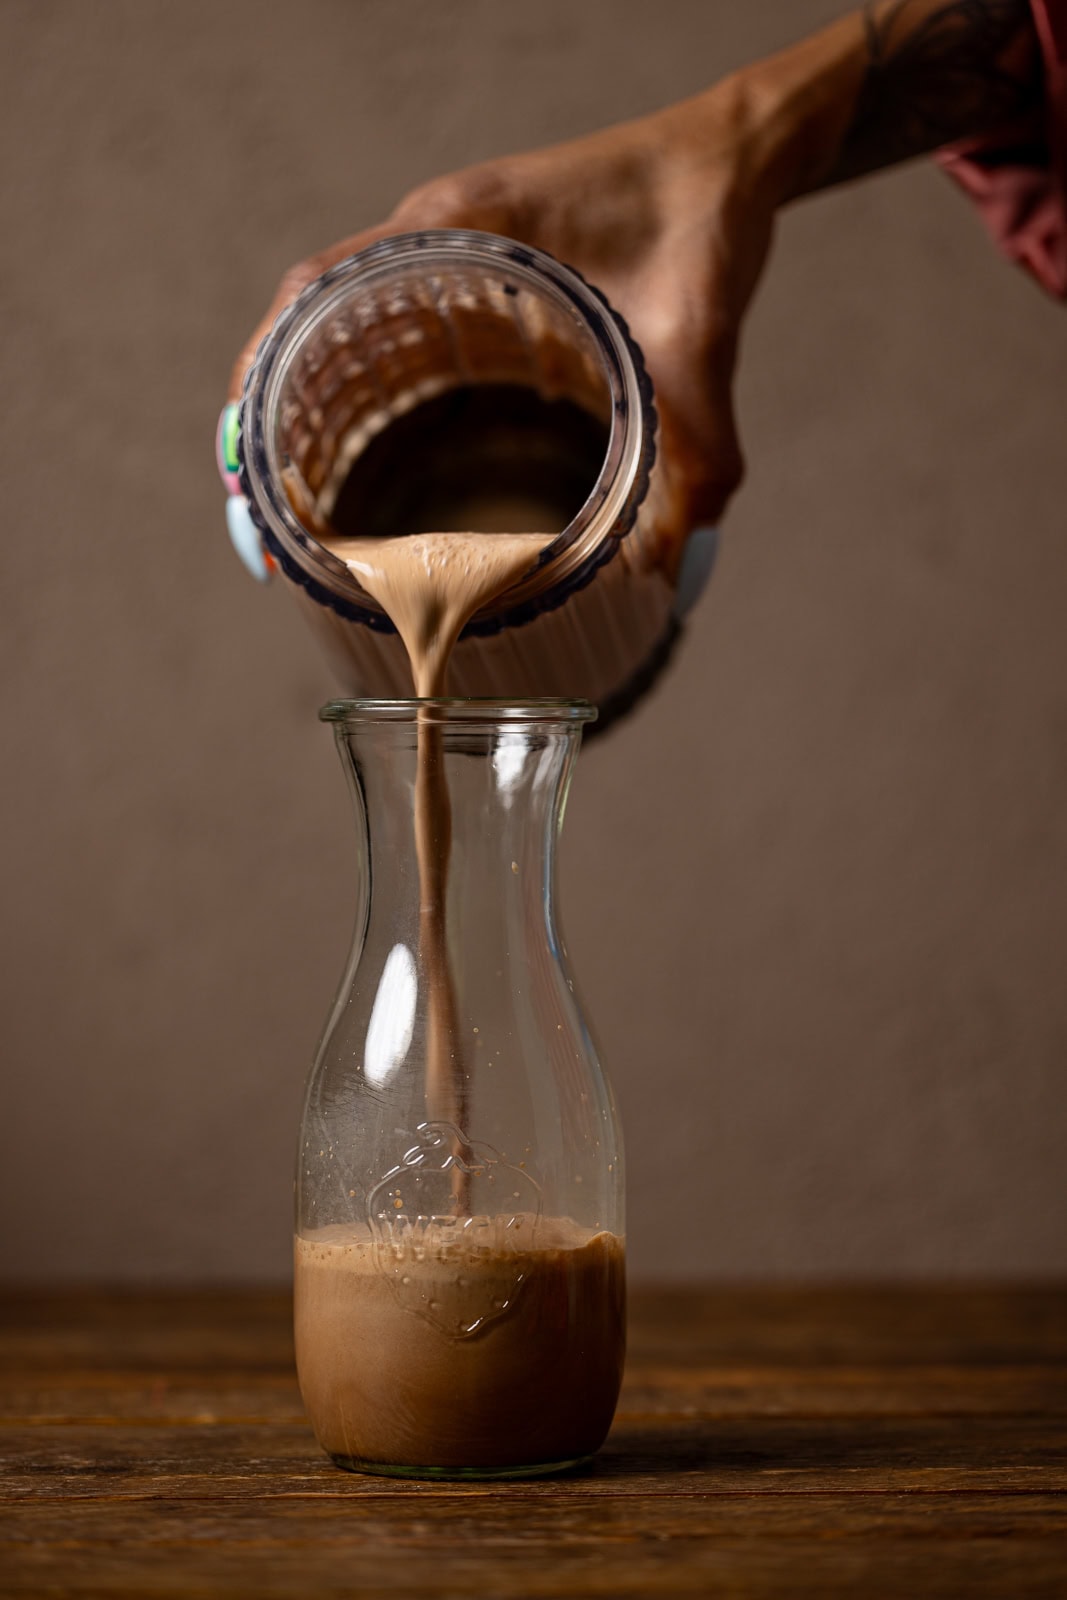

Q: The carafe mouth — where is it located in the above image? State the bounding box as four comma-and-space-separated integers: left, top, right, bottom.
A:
239, 231, 654, 633
320, 697, 598, 726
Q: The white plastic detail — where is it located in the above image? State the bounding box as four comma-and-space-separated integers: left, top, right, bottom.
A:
674, 526, 720, 618
226, 495, 272, 584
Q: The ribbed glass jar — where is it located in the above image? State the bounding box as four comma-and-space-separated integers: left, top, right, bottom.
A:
238, 231, 694, 727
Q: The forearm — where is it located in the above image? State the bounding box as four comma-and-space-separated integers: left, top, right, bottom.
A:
682, 0, 1043, 207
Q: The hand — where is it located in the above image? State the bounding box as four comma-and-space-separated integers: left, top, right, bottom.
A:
230, 1, 1050, 541
229, 78, 786, 535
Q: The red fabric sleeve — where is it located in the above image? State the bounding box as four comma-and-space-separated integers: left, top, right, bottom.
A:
937, 0, 1067, 298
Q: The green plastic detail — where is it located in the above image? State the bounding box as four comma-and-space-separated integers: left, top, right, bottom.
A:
222, 404, 240, 474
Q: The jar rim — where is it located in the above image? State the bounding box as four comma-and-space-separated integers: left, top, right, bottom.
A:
319, 697, 598, 726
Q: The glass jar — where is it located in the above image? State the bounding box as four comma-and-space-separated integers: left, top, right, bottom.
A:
233, 230, 712, 729
294, 698, 625, 1478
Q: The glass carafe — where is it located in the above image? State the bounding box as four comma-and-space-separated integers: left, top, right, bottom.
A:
294, 698, 625, 1479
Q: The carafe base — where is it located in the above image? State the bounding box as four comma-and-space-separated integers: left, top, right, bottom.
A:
327, 1450, 595, 1481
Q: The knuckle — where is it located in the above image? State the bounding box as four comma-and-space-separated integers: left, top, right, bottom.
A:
394, 175, 468, 227
275, 259, 322, 310
701, 455, 744, 523
706, 445, 745, 506
715, 435, 745, 490
686, 431, 744, 524
395, 166, 510, 230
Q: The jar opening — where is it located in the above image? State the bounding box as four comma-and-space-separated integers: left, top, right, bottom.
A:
240, 232, 650, 628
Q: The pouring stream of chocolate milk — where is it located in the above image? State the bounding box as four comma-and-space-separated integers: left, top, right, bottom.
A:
319, 530, 552, 1210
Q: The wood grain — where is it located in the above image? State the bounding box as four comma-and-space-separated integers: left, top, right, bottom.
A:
1, 1286, 1065, 1597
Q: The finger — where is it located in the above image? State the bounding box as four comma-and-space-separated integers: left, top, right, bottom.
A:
390, 165, 519, 234
640, 310, 746, 538
686, 347, 746, 528
227, 220, 409, 401
228, 155, 540, 402
227, 164, 526, 402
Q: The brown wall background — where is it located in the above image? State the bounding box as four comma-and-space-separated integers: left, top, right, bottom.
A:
2, 0, 1065, 1284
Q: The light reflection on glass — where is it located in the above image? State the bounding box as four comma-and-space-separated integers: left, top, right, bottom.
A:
492, 731, 529, 801
364, 942, 416, 1087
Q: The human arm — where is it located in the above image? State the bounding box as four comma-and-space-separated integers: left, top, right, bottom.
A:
230, 2, 1052, 533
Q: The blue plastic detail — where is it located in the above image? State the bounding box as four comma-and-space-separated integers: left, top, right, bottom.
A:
226, 495, 271, 584
674, 526, 720, 618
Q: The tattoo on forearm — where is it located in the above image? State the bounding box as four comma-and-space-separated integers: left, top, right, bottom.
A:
826, 0, 1042, 185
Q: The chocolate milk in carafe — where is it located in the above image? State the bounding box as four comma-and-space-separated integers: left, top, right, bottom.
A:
221, 230, 715, 723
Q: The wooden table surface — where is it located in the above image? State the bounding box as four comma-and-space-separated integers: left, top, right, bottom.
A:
2, 1285, 1065, 1597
